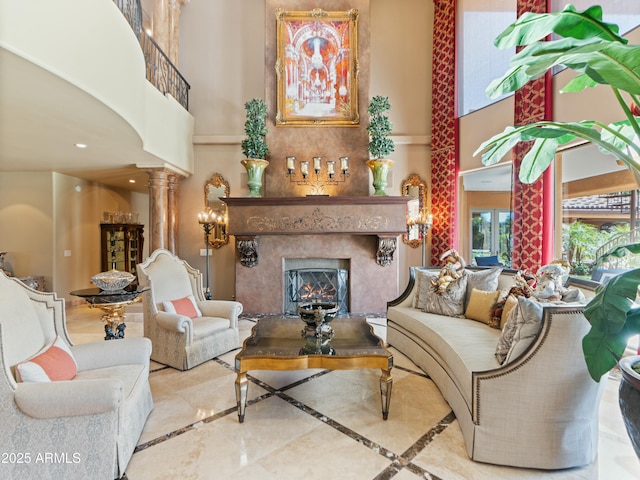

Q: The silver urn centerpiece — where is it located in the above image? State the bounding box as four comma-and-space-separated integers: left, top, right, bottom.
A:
297, 302, 339, 338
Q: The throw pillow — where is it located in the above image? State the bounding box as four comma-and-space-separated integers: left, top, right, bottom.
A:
500, 294, 519, 329
413, 269, 439, 309
465, 288, 501, 325
464, 267, 503, 308
495, 303, 520, 364
503, 297, 547, 364
163, 295, 202, 319
421, 274, 468, 317
16, 335, 77, 382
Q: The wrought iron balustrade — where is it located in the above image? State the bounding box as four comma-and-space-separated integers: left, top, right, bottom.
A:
113, 0, 190, 110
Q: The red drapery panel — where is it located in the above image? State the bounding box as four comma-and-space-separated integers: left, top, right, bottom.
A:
511, 0, 552, 272
430, 0, 458, 265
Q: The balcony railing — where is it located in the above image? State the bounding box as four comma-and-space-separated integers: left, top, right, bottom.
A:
113, 0, 190, 110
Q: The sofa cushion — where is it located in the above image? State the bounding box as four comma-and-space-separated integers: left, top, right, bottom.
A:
501, 294, 518, 329
419, 275, 468, 317
388, 305, 500, 405
413, 269, 438, 308
503, 297, 547, 364
465, 288, 501, 325
16, 335, 77, 382
192, 317, 231, 341
163, 295, 202, 319
464, 267, 502, 307
74, 364, 146, 400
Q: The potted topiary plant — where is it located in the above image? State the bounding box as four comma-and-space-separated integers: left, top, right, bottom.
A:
473, 5, 640, 456
241, 98, 270, 197
366, 95, 395, 196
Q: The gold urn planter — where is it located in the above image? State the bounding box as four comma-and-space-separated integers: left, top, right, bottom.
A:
241, 159, 269, 198
366, 158, 393, 196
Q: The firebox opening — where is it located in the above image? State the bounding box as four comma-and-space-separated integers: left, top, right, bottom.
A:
283, 259, 349, 314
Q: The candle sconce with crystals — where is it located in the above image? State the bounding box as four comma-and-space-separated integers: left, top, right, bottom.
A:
197, 210, 228, 300
286, 156, 349, 195
406, 209, 433, 267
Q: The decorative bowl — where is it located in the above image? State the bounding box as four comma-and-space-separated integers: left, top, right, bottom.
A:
91, 269, 135, 292
297, 302, 339, 329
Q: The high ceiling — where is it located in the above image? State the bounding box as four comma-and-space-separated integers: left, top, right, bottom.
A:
0, 48, 154, 194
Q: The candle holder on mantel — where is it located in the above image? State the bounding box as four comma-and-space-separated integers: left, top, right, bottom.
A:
286, 156, 349, 195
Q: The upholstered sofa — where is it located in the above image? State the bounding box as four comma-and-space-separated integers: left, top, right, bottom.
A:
387, 266, 605, 470
0, 272, 153, 480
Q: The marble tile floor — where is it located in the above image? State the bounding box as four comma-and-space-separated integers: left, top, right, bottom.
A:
65, 304, 640, 480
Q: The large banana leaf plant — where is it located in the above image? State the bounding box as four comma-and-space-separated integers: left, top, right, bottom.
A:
473, 5, 640, 382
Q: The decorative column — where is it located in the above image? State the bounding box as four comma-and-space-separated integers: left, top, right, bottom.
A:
511, 0, 552, 272
430, 0, 458, 265
167, 173, 181, 254
152, 0, 170, 54
146, 168, 170, 252
168, 0, 188, 67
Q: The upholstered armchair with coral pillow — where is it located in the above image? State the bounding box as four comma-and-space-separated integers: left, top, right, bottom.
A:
0, 271, 153, 480
136, 249, 243, 371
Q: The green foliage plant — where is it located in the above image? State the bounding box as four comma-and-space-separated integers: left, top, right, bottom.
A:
367, 96, 395, 159
241, 98, 270, 160
473, 5, 640, 383
473, 5, 640, 185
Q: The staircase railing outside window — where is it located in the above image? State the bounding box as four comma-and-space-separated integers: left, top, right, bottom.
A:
113, 0, 190, 110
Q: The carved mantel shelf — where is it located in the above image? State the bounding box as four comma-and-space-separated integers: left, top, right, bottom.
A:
223, 196, 409, 267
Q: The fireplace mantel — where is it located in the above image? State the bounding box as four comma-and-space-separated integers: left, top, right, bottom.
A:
223, 196, 409, 266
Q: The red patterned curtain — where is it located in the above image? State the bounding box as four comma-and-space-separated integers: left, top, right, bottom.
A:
511, 0, 553, 271
430, 0, 553, 269
430, 0, 458, 265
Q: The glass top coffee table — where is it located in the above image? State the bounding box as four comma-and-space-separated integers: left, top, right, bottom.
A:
234, 316, 393, 422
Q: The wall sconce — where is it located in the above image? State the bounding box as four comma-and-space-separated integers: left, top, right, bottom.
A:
407, 209, 433, 266
286, 156, 349, 194
197, 210, 227, 300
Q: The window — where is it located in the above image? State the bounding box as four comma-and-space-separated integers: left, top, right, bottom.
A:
470, 209, 513, 266
457, 0, 516, 117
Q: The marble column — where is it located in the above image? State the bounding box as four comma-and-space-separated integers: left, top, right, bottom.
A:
167, 173, 181, 254
146, 168, 170, 253
168, 0, 188, 66
152, 0, 170, 55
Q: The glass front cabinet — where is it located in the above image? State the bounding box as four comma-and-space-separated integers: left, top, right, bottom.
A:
100, 224, 144, 276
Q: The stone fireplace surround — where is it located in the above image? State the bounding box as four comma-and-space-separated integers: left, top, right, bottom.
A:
224, 196, 408, 314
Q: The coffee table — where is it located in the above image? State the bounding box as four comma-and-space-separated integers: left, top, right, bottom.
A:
234, 316, 393, 422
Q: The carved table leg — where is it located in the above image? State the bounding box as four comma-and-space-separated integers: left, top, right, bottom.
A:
379, 368, 393, 420
235, 372, 248, 423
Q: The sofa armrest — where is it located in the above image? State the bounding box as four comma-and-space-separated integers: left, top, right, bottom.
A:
155, 311, 192, 333
14, 379, 122, 418
197, 300, 243, 327
471, 306, 600, 425
72, 337, 151, 372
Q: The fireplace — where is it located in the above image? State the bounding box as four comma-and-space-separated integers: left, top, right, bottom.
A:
224, 197, 408, 314
285, 268, 349, 314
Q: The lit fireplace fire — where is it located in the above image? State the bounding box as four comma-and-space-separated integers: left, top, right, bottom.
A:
285, 267, 348, 314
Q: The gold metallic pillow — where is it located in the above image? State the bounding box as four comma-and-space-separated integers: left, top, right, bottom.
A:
465, 288, 501, 324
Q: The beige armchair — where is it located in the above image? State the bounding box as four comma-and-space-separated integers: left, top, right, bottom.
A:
136, 249, 242, 370
0, 271, 153, 480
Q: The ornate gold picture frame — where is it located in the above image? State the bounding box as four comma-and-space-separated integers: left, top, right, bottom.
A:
275, 8, 359, 126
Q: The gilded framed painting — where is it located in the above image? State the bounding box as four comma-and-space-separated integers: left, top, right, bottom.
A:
275, 8, 359, 126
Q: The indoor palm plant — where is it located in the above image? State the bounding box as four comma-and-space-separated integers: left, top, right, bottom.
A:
241, 98, 270, 197
473, 5, 640, 455
366, 95, 395, 195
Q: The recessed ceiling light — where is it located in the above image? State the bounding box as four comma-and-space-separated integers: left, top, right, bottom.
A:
129, 179, 136, 184
75, 143, 87, 149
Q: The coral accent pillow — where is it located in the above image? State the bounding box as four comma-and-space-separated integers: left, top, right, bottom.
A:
465, 288, 501, 325
16, 335, 77, 382
163, 295, 202, 319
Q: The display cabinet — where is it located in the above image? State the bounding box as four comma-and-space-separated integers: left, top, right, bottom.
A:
100, 224, 144, 276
